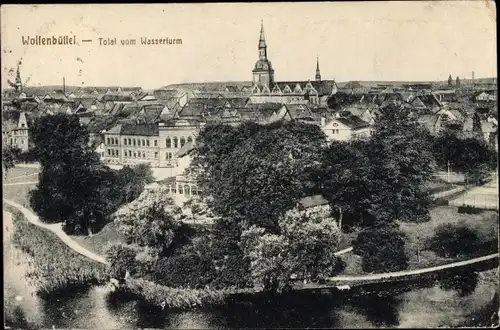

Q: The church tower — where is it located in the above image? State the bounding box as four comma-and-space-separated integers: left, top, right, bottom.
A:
315, 57, 321, 82
252, 20, 275, 87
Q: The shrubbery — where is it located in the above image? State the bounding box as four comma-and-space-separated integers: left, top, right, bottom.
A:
426, 223, 497, 258
457, 205, 484, 214
352, 223, 409, 273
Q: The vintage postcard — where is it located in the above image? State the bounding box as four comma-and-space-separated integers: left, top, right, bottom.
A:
2, 2, 498, 329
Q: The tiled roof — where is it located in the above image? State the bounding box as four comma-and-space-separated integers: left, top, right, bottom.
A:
100, 94, 134, 102
153, 89, 181, 100
285, 104, 314, 119
107, 123, 159, 136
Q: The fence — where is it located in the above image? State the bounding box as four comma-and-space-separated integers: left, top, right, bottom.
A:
448, 193, 499, 210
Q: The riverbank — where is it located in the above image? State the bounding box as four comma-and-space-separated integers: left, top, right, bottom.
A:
4, 205, 109, 295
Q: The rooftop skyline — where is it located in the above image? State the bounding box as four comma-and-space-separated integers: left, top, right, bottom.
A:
1, 2, 497, 90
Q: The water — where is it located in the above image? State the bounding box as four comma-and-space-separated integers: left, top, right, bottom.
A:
4, 212, 499, 329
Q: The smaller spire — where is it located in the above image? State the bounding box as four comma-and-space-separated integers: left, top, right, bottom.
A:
315, 56, 321, 82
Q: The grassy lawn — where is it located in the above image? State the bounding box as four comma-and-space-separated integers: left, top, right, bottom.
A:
338, 206, 498, 276
3, 184, 35, 206
399, 206, 498, 270
70, 221, 126, 256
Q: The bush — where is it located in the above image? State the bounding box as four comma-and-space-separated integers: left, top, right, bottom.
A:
432, 198, 449, 206
106, 244, 139, 279
439, 270, 479, 296
457, 205, 484, 214
427, 223, 485, 258
352, 224, 409, 273
152, 253, 215, 289
119, 277, 227, 309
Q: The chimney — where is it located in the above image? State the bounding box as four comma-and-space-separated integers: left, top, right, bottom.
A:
63, 77, 66, 95
472, 71, 475, 85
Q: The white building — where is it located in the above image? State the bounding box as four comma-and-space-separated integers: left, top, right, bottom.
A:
321, 116, 372, 142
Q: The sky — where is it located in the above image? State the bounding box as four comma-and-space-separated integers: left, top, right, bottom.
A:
1, 2, 497, 90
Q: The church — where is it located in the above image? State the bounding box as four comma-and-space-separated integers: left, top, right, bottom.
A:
249, 21, 338, 106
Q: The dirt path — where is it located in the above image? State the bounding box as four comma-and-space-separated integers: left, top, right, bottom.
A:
3, 199, 108, 265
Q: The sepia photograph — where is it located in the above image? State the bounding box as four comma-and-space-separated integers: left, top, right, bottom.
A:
1, 2, 498, 329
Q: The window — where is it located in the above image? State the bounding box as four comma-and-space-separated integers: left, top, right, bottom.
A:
143, 151, 146, 158
124, 139, 128, 145
142, 139, 146, 146
133, 152, 136, 158
180, 137, 186, 147
129, 150, 132, 157
133, 139, 136, 146
116, 150, 120, 157
166, 138, 171, 148
107, 149, 111, 156
191, 187, 197, 195
173, 137, 178, 148
147, 140, 150, 147
179, 185, 183, 194
128, 138, 131, 145
154, 140, 158, 147
171, 186, 177, 194
187, 136, 193, 143
155, 152, 158, 158
184, 185, 190, 195
107, 138, 110, 145
115, 138, 118, 145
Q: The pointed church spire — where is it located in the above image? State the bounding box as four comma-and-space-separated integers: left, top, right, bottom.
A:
315, 56, 321, 82
259, 19, 266, 48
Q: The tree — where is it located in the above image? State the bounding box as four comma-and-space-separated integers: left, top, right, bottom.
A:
191, 121, 327, 234
456, 76, 461, 87
448, 74, 453, 87
322, 104, 435, 227
29, 113, 91, 167
472, 112, 483, 137
240, 227, 294, 293
116, 164, 154, 204
113, 186, 183, 255
352, 223, 409, 273
432, 130, 497, 175
326, 91, 358, 110
240, 207, 343, 292
28, 113, 122, 235
2, 145, 21, 177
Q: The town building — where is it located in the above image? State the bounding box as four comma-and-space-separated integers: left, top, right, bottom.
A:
2, 111, 30, 152
102, 123, 160, 166
321, 115, 372, 141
